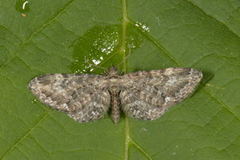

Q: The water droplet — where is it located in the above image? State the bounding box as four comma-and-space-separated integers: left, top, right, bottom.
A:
134, 22, 150, 32
93, 30, 119, 55
31, 98, 38, 104
71, 25, 120, 73
92, 59, 101, 65
16, 0, 30, 16
172, 152, 176, 156
71, 23, 145, 73
126, 23, 145, 50
140, 127, 148, 132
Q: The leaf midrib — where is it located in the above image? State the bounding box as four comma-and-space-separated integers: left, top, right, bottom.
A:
121, 0, 153, 159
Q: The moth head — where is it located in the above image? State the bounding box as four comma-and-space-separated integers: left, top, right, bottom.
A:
107, 67, 119, 76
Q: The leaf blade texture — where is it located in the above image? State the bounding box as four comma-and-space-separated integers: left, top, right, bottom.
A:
0, 0, 240, 160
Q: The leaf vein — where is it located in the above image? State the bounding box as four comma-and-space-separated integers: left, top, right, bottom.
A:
25, 0, 76, 43
128, 19, 181, 66
203, 89, 240, 122
185, 0, 240, 40
0, 112, 49, 160
130, 138, 153, 160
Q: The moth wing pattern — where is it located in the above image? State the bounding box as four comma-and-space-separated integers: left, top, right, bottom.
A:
120, 68, 202, 120
29, 74, 110, 122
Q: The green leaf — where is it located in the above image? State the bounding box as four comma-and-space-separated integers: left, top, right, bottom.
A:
1, 0, 240, 160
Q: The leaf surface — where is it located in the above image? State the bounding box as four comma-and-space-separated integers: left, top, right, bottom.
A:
0, 0, 240, 160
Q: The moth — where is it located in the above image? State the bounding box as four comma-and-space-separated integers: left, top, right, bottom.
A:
28, 67, 202, 123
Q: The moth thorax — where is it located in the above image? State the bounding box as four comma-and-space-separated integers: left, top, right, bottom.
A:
108, 67, 119, 76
